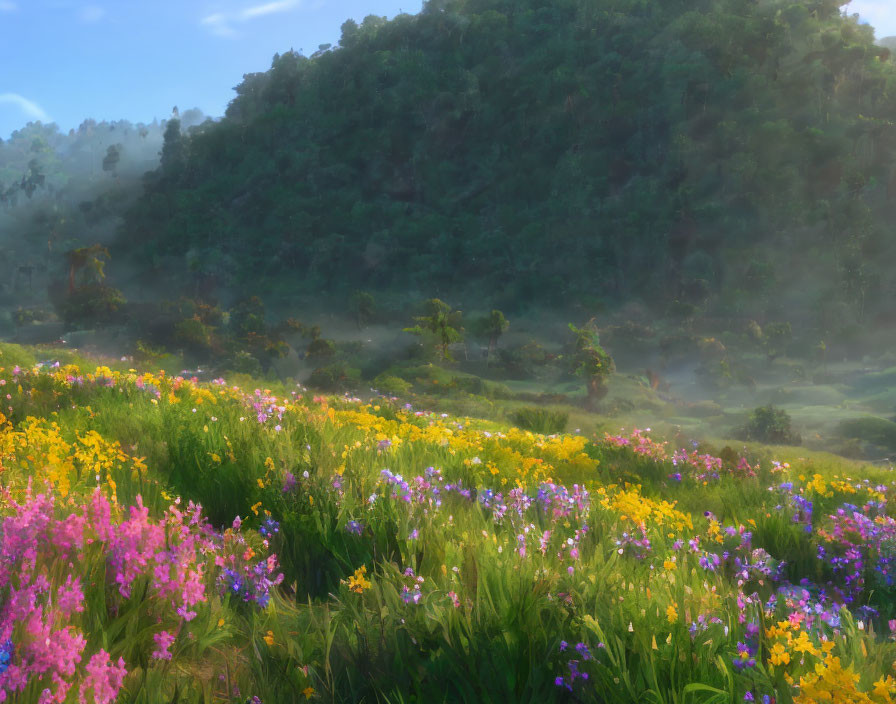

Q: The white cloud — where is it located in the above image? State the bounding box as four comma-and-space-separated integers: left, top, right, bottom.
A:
200, 0, 300, 38
0, 1, 17, 11
79, 5, 106, 23
240, 0, 298, 19
0, 93, 50, 122
200, 12, 238, 37
849, 0, 896, 38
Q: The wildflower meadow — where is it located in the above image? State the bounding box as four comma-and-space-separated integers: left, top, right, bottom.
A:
0, 345, 895, 703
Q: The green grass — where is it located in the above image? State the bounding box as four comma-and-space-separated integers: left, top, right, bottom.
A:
0, 346, 894, 703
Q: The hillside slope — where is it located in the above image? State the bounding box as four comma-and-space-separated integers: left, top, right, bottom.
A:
121, 0, 896, 329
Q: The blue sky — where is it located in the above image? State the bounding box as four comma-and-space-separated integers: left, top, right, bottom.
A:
850, 0, 896, 40
0, 0, 893, 140
0, 0, 422, 139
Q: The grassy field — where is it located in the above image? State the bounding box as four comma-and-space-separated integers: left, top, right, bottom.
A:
0, 343, 895, 703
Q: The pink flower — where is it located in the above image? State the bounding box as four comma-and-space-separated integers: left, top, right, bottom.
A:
52, 513, 86, 554
151, 631, 176, 661
78, 651, 126, 704
88, 490, 112, 543
56, 576, 85, 616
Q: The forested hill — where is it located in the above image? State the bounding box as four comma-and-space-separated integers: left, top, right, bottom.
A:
123, 0, 896, 325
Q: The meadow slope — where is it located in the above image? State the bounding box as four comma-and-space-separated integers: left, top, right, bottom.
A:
0, 344, 894, 703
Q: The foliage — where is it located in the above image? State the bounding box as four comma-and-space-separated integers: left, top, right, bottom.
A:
741, 404, 801, 445
404, 298, 464, 361
112, 0, 896, 328
764, 322, 793, 361
305, 337, 336, 360
470, 309, 509, 363
350, 291, 376, 328
372, 373, 413, 396
510, 406, 568, 434
307, 361, 361, 391
55, 283, 126, 328
568, 321, 615, 410
838, 417, 896, 453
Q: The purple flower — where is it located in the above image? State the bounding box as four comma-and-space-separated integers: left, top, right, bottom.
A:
282, 472, 297, 493
259, 518, 280, 537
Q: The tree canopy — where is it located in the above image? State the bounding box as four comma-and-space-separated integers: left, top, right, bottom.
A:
104, 0, 896, 332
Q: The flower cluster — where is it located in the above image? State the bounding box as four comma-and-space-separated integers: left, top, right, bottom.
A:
554, 640, 598, 691
216, 520, 284, 609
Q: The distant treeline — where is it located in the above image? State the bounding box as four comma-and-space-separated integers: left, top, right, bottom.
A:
0, 111, 205, 308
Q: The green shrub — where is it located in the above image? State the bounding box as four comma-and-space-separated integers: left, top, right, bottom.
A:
510, 406, 568, 434
837, 416, 896, 451
308, 362, 361, 391
451, 375, 512, 399
740, 404, 800, 444
173, 317, 215, 357
226, 350, 263, 376
372, 374, 413, 396
56, 284, 126, 328
306, 337, 337, 360
13, 307, 54, 326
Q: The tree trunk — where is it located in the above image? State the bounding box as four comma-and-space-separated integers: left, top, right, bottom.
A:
586, 376, 608, 412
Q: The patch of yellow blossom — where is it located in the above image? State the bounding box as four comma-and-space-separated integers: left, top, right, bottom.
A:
795, 655, 893, 704
347, 565, 371, 594
666, 604, 678, 623
597, 484, 693, 532
0, 417, 145, 499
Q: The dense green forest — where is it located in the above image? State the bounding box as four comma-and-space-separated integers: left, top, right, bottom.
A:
0, 110, 206, 332
115, 0, 896, 331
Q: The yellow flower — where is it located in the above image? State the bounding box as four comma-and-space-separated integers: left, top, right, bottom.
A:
873, 676, 895, 700
663, 559, 676, 571
792, 630, 819, 657
666, 604, 678, 624
263, 630, 275, 646
218, 618, 225, 628
251, 501, 262, 515
348, 566, 371, 594
302, 687, 315, 699
769, 642, 790, 666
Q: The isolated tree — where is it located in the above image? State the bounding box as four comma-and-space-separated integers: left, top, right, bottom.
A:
405, 299, 464, 361
568, 320, 615, 411
65, 244, 109, 294
763, 322, 792, 361
351, 291, 376, 329
56, 245, 125, 328
472, 310, 509, 364
160, 119, 185, 176
229, 296, 267, 339
102, 144, 121, 175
